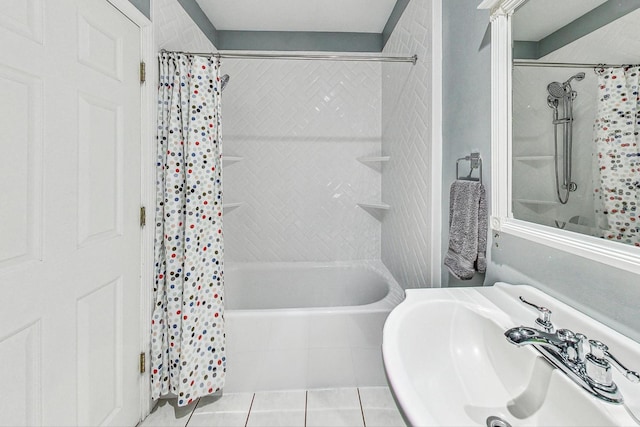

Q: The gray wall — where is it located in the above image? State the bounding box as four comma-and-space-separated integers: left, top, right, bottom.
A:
488, 233, 640, 342
442, 1, 640, 342
441, 1, 492, 287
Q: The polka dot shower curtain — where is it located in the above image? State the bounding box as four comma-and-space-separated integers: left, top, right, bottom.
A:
151, 52, 226, 406
594, 66, 640, 246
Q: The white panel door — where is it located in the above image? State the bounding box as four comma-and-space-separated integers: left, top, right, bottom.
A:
0, 0, 142, 425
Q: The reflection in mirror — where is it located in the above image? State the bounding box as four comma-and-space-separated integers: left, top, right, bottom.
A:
511, 0, 640, 247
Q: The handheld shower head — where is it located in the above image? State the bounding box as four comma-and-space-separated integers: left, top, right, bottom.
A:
565, 72, 585, 85
547, 82, 566, 99
547, 72, 584, 204
547, 72, 585, 100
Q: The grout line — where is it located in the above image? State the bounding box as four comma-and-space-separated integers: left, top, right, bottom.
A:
184, 398, 200, 427
357, 388, 367, 427
304, 390, 308, 427
244, 393, 255, 427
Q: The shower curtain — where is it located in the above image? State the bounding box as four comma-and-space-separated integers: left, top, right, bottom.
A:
594, 66, 640, 246
151, 52, 226, 406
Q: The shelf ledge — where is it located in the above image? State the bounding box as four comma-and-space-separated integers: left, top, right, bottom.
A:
223, 156, 244, 167
357, 156, 390, 163
514, 199, 558, 215
514, 155, 554, 166
514, 199, 557, 206
514, 155, 554, 160
223, 202, 244, 211
358, 202, 391, 210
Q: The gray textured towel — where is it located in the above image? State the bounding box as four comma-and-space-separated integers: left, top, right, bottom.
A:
444, 180, 488, 280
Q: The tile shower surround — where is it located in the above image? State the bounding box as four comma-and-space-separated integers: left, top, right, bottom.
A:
153, 0, 439, 285
381, 0, 435, 288
222, 59, 383, 262
512, 66, 598, 231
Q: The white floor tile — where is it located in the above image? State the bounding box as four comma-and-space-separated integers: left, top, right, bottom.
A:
246, 410, 305, 427
139, 399, 195, 427
358, 387, 398, 410
306, 409, 364, 427
187, 411, 249, 427
250, 390, 306, 412
362, 408, 407, 427
193, 392, 254, 414
138, 387, 402, 427
306, 388, 360, 410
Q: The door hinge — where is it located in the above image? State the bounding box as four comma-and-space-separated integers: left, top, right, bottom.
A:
139, 61, 146, 83
140, 206, 146, 227
139, 352, 146, 374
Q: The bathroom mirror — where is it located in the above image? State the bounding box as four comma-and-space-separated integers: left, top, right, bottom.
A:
481, 0, 640, 274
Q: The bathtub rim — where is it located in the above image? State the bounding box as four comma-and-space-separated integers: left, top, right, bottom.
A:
223, 259, 405, 315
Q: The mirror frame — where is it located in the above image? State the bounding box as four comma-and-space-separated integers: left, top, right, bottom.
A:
479, 0, 640, 274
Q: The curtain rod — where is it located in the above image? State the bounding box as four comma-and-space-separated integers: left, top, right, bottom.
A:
161, 49, 418, 65
513, 60, 640, 69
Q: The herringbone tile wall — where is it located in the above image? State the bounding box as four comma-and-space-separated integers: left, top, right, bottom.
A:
381, 0, 435, 288
222, 59, 384, 262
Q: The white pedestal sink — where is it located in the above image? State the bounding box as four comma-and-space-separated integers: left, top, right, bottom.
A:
382, 283, 640, 426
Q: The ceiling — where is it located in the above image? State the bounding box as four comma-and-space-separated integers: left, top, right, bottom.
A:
195, 0, 398, 33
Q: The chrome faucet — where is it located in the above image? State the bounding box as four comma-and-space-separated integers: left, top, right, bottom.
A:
505, 297, 640, 404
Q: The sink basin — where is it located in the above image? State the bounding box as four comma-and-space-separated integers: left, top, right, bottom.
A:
382, 283, 640, 426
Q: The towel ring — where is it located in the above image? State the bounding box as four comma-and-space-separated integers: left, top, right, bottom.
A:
456, 153, 482, 184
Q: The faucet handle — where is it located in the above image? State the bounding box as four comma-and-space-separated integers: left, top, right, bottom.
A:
557, 330, 587, 364
573, 333, 588, 363
586, 340, 640, 388
519, 296, 554, 332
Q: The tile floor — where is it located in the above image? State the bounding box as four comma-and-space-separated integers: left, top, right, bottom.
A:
139, 387, 407, 427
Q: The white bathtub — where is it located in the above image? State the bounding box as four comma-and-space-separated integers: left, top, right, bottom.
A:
223, 260, 405, 392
